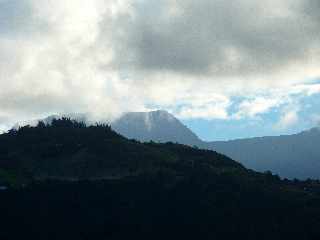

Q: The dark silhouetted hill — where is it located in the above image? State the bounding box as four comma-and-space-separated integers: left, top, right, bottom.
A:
0, 118, 241, 181
1, 119, 320, 239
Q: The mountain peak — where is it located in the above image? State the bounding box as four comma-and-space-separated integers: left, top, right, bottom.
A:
150, 109, 170, 114
111, 110, 201, 146
150, 109, 172, 116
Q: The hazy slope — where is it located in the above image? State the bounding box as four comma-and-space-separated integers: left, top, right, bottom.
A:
111, 110, 202, 146
111, 111, 320, 179
20, 111, 320, 179
206, 127, 320, 179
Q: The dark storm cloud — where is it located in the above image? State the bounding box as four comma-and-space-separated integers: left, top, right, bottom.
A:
303, 0, 320, 20
111, 0, 320, 77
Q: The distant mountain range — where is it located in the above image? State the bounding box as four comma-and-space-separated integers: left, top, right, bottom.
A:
19, 110, 320, 179
112, 110, 320, 179
205, 128, 320, 179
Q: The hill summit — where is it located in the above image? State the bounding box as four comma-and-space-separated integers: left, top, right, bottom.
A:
0, 118, 240, 181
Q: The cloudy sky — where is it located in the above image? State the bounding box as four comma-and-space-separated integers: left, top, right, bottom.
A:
0, 0, 320, 140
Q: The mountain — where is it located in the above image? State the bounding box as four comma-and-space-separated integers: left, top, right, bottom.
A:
1, 119, 320, 239
111, 111, 320, 179
0, 118, 241, 181
17, 111, 320, 179
207, 127, 320, 179
111, 110, 202, 146
112, 111, 320, 180
205, 127, 320, 179
20, 110, 201, 147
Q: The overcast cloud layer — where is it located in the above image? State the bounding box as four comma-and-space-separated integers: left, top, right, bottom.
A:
0, 0, 320, 132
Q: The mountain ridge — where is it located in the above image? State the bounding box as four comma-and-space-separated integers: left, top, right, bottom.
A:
1, 118, 320, 240
0, 118, 242, 182
14, 110, 320, 179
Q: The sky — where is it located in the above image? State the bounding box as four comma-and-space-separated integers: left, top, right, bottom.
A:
0, 0, 319, 140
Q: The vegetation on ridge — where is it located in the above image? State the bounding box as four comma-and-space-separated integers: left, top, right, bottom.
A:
0, 118, 320, 239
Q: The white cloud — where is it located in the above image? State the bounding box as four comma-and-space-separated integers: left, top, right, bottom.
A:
232, 83, 320, 120
0, 0, 320, 128
310, 114, 320, 126
175, 96, 230, 120
274, 106, 300, 130
176, 106, 229, 120
234, 97, 284, 119
0, 0, 139, 122
290, 83, 320, 96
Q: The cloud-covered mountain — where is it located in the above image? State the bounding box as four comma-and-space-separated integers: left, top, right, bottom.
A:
112, 111, 320, 180
111, 110, 202, 146
1, 0, 320, 125
21, 110, 201, 147
25, 110, 320, 179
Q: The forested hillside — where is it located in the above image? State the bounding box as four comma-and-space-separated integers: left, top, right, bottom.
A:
0, 119, 320, 240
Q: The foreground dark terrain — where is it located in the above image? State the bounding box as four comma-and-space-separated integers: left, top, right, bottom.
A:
1, 119, 320, 240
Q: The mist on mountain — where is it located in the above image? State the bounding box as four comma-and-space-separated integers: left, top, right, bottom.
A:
16, 110, 320, 180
